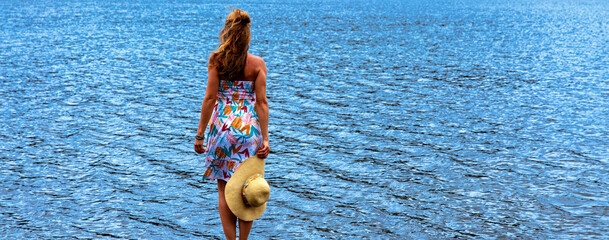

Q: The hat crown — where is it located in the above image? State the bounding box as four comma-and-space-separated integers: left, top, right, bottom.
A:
243, 175, 270, 207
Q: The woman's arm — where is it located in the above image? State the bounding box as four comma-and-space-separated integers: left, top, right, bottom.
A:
194, 59, 220, 154
254, 59, 270, 158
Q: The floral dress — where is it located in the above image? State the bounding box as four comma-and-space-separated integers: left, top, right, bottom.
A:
203, 80, 262, 181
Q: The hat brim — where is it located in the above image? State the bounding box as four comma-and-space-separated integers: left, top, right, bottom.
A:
225, 156, 267, 221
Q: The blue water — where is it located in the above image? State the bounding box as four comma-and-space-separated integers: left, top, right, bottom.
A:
2, 0, 608, 239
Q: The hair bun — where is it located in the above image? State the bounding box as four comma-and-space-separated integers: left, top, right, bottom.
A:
237, 10, 250, 25
228, 8, 250, 26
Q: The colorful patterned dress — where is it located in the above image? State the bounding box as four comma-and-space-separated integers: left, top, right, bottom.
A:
203, 80, 262, 181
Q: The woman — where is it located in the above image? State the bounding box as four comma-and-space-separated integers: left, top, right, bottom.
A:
194, 9, 270, 240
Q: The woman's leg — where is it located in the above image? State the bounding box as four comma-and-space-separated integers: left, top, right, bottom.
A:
238, 219, 253, 240
217, 180, 237, 240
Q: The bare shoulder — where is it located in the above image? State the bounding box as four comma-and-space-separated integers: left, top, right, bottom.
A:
208, 53, 218, 68
247, 54, 266, 72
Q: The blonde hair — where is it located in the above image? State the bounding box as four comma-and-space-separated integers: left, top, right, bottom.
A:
210, 9, 251, 80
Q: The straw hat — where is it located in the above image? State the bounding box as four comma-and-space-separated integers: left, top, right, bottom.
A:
225, 156, 270, 221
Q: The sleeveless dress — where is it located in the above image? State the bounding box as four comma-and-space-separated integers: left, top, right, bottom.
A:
203, 80, 262, 181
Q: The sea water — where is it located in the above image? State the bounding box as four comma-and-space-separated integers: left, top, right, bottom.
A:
1, 0, 608, 238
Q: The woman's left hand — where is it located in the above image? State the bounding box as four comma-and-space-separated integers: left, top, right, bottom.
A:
194, 139, 205, 154
256, 140, 270, 158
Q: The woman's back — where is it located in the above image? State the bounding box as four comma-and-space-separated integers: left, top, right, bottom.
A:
225, 53, 264, 83
203, 53, 267, 181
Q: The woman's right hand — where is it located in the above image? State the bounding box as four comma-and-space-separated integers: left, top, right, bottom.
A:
256, 140, 270, 158
194, 139, 205, 154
